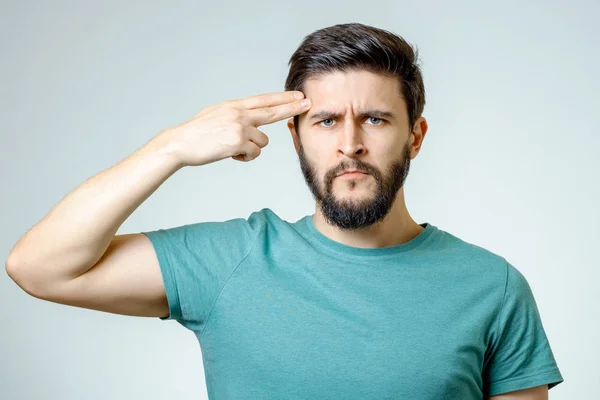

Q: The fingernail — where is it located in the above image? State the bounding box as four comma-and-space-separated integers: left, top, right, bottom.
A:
301, 99, 311, 107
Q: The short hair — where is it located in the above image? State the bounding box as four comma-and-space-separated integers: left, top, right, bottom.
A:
285, 23, 426, 131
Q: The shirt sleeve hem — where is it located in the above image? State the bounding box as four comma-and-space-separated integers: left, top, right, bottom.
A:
142, 231, 183, 321
488, 368, 564, 396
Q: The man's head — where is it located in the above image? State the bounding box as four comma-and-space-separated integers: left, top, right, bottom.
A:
285, 23, 428, 231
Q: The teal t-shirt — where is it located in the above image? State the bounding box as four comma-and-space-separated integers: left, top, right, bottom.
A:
142, 208, 563, 399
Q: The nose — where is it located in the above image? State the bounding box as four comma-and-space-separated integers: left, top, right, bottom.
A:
338, 121, 366, 157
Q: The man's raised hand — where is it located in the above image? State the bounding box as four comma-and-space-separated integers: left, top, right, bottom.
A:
158, 91, 312, 167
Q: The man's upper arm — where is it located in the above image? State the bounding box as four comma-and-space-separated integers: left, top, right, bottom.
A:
32, 233, 170, 318
489, 384, 548, 400
483, 262, 563, 396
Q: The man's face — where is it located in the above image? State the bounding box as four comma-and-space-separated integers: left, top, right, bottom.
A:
288, 69, 416, 231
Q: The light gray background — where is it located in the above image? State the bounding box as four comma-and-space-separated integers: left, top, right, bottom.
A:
1, 1, 597, 399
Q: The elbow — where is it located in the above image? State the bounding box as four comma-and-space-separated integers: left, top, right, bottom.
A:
5, 255, 46, 299
5, 252, 21, 283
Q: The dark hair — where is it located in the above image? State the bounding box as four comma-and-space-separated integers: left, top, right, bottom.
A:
285, 23, 425, 132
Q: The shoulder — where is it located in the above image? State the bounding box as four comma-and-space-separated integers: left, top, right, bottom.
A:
431, 225, 509, 275
433, 227, 538, 312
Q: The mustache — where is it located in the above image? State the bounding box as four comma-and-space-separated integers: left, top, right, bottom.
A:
330, 162, 375, 179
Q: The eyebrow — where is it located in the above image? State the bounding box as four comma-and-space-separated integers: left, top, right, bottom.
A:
307, 109, 396, 121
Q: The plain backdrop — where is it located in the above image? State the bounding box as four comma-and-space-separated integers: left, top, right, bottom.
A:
1, 1, 598, 399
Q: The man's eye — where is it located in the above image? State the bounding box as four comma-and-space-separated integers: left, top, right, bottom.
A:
367, 117, 383, 125
318, 117, 384, 127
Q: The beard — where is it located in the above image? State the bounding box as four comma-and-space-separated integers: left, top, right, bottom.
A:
296, 139, 412, 231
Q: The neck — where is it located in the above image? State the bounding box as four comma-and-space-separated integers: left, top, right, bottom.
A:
311, 188, 424, 249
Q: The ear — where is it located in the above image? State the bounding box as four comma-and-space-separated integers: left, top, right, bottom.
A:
409, 116, 428, 159
287, 117, 301, 153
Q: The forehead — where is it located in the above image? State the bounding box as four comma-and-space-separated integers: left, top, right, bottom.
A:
302, 69, 405, 112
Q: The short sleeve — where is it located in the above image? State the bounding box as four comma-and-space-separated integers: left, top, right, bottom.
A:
141, 212, 263, 332
483, 261, 564, 396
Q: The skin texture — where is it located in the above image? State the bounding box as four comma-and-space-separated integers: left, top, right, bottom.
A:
287, 70, 551, 399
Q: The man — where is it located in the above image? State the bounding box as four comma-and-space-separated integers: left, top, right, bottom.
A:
6, 23, 563, 399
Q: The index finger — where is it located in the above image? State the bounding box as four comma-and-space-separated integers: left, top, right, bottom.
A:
234, 91, 305, 109
247, 97, 312, 126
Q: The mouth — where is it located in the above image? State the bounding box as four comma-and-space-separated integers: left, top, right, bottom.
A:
337, 170, 369, 178
338, 169, 367, 175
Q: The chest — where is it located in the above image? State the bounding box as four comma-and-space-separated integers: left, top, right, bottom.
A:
199, 261, 492, 398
